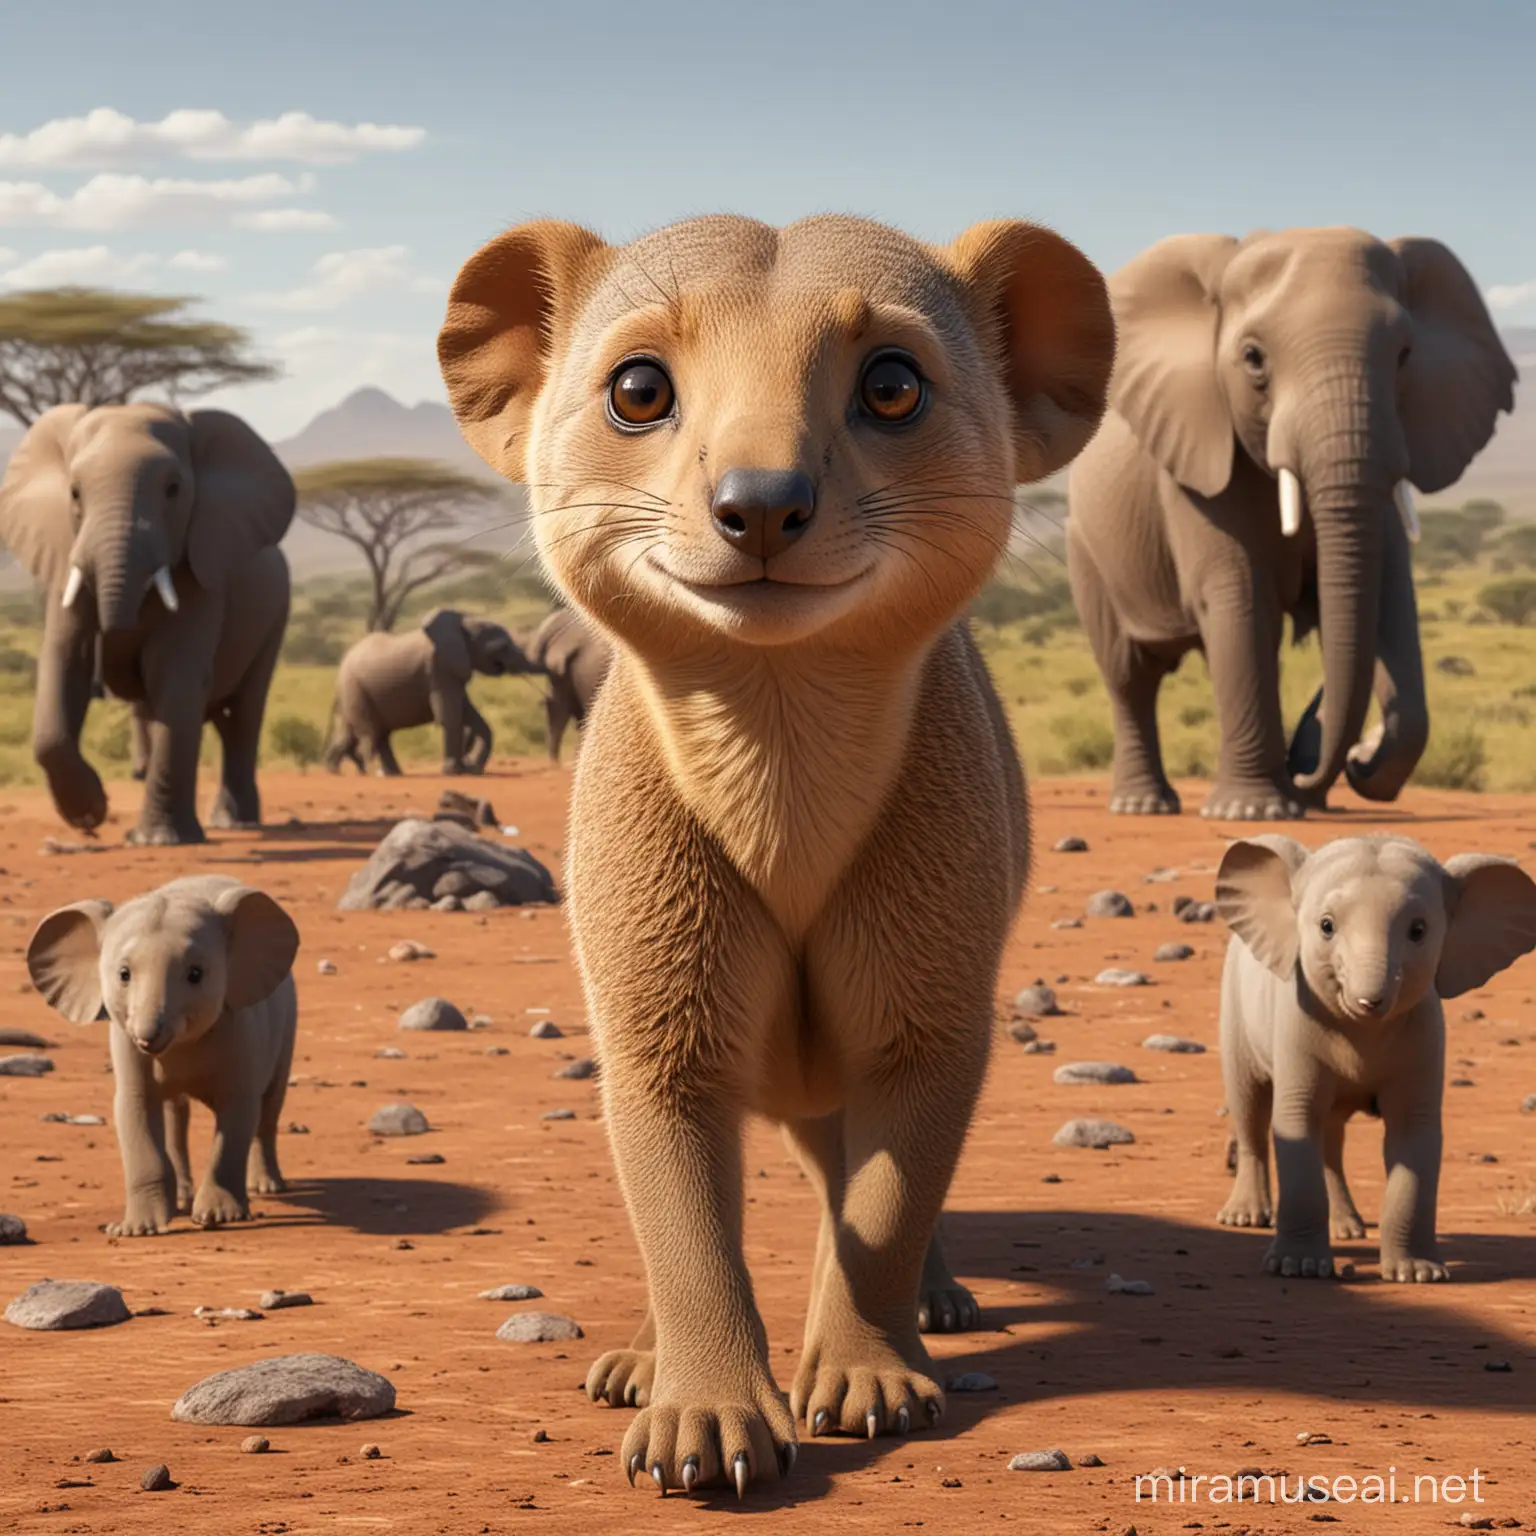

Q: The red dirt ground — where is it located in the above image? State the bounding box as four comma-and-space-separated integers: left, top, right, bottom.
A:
1, 765, 1533, 1536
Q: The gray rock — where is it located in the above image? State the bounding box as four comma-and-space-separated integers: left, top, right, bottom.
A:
0, 1028, 50, 1048
406, 1151, 445, 1165
946, 1371, 998, 1392
1142, 1034, 1206, 1054
1008, 1020, 1038, 1045
1077, 1453, 1105, 1467
483, 1046, 509, 1057
1050, 917, 1083, 930
141, 1463, 174, 1491
496, 1311, 584, 1342
1013, 983, 1061, 1018
1175, 899, 1216, 924
1094, 968, 1150, 987
1021, 1039, 1057, 1054
316, 959, 338, 976
431, 895, 462, 912
0, 1213, 27, 1244
1053, 836, 1089, 853
479, 1284, 544, 1301
1054, 1062, 1138, 1086
1009, 1448, 1072, 1472
1053, 1118, 1135, 1149
529, 1020, 564, 1039
1522, 1094, 1536, 1114
5, 1279, 130, 1330
553, 1057, 596, 1080
1154, 942, 1194, 962
0, 1054, 54, 1077
1106, 1273, 1156, 1295
368, 1104, 429, 1137
398, 997, 467, 1033
387, 939, 435, 962
468, 1015, 493, 1030
1085, 890, 1133, 918
339, 818, 557, 912
542, 1108, 577, 1121
171, 1353, 396, 1426
194, 1305, 263, 1321
375, 1047, 406, 1060
259, 1291, 313, 1311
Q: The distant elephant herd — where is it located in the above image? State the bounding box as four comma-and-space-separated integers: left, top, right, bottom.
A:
0, 227, 1515, 847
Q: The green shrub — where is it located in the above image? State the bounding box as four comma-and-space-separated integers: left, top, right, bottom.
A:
1494, 523, 1536, 571
281, 624, 346, 666
1413, 727, 1487, 792
1179, 703, 1212, 728
268, 714, 323, 768
1478, 578, 1536, 627
0, 646, 36, 683
1048, 713, 1114, 770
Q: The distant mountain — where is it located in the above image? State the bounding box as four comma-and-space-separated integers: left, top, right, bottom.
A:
271, 387, 495, 477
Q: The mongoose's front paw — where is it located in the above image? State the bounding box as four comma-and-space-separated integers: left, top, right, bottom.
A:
587, 1347, 655, 1408
106, 1205, 172, 1238
792, 1337, 943, 1438
1380, 1253, 1449, 1283
1263, 1237, 1337, 1278
191, 1186, 250, 1228
917, 1280, 980, 1334
620, 1375, 796, 1495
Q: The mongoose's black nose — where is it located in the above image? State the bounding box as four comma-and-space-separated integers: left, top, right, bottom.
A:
710, 469, 816, 562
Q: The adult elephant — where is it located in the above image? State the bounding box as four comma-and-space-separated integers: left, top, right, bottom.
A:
0, 402, 294, 843
528, 606, 612, 762
323, 608, 540, 775
1068, 228, 1516, 820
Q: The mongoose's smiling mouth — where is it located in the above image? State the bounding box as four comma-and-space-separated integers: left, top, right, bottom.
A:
645, 554, 873, 595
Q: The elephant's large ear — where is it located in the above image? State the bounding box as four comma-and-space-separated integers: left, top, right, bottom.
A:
1391, 239, 1517, 495
214, 884, 299, 1010
423, 608, 473, 683
1107, 234, 1239, 497
945, 220, 1117, 483
0, 405, 90, 592
186, 410, 296, 589
1437, 854, 1536, 998
438, 221, 612, 482
27, 898, 114, 1025
1215, 837, 1304, 978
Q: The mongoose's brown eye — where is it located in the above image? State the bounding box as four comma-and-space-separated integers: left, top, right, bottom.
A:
859, 353, 924, 423
187, 965, 203, 984
608, 360, 674, 428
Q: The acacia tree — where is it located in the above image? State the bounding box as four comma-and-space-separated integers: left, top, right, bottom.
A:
0, 287, 277, 426
294, 458, 510, 631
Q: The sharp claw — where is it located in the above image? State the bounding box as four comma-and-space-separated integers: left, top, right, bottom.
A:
866, 1411, 878, 1440
652, 1463, 665, 1493
897, 1406, 910, 1434
628, 1452, 642, 1486
733, 1453, 749, 1500
917, 1307, 930, 1330
813, 1410, 827, 1437
682, 1456, 698, 1493
785, 1442, 797, 1473
925, 1400, 941, 1426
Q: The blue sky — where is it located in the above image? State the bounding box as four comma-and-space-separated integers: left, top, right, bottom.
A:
1, 0, 1530, 437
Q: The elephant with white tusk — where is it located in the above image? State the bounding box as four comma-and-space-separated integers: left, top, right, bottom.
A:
0, 402, 295, 844
1067, 227, 1516, 821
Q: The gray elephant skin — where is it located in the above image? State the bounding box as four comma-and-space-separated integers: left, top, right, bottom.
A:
1067, 228, 1516, 821
528, 606, 612, 762
324, 608, 539, 775
26, 874, 301, 1236
0, 402, 295, 844
1214, 834, 1536, 1282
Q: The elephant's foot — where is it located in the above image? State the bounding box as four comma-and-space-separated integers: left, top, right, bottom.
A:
208, 788, 260, 831
127, 817, 207, 847
46, 764, 109, 833
1108, 771, 1181, 815
1201, 779, 1305, 822
1262, 1235, 1337, 1279
1379, 1251, 1449, 1283
1331, 1210, 1368, 1242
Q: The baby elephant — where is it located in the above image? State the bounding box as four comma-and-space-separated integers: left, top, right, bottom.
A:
27, 875, 300, 1236
1215, 834, 1536, 1282
324, 608, 538, 775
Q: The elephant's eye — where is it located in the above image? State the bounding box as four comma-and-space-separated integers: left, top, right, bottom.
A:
1398, 345, 1412, 368
166, 478, 181, 498
69, 485, 81, 503
1319, 916, 1335, 939
1241, 343, 1267, 376
117, 965, 131, 984
186, 965, 203, 984
607, 359, 675, 429
1407, 918, 1427, 943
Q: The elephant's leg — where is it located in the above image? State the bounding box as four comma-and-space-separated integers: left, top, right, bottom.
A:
208, 622, 283, 830
1323, 1113, 1366, 1241
1197, 585, 1304, 822
462, 699, 493, 773
1068, 530, 1179, 814
165, 1094, 195, 1214
130, 702, 151, 781
131, 701, 208, 845
431, 685, 468, 774
545, 685, 572, 764
33, 601, 109, 832
370, 733, 403, 776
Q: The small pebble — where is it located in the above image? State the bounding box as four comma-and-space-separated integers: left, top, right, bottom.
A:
469, 1014, 493, 1030
1484, 1359, 1513, 1372
1021, 1039, 1056, 1054
387, 940, 436, 963
1085, 890, 1133, 918
1521, 1094, 1536, 1114
398, 997, 466, 1033
1106, 1274, 1155, 1296
241, 1436, 270, 1454
945, 1372, 998, 1392
529, 1020, 564, 1039
483, 1046, 510, 1056
1053, 1118, 1135, 1149
1013, 983, 1061, 1018
1041, 1172, 1062, 1183
1008, 1020, 1038, 1045
84, 1448, 115, 1464
361, 1443, 382, 1459
1142, 1034, 1206, 1054
375, 1047, 406, 1060
1054, 1062, 1138, 1086
480, 1284, 544, 1301
1053, 836, 1088, 852
258, 1291, 313, 1311
0, 1213, 27, 1244
1154, 942, 1194, 962
406, 1152, 445, 1165
553, 1057, 596, 1080
140, 1464, 173, 1492
1094, 968, 1150, 988
317, 959, 337, 976
368, 1104, 429, 1137
194, 1306, 262, 1321
1176, 900, 1216, 924
542, 1108, 577, 1121
531, 1429, 549, 1443
1009, 1448, 1072, 1472
1076, 1453, 1104, 1467
496, 1311, 584, 1343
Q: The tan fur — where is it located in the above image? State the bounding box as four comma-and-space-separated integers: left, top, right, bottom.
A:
439, 212, 1112, 1493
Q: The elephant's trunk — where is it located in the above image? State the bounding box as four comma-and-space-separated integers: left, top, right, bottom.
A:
78, 496, 173, 634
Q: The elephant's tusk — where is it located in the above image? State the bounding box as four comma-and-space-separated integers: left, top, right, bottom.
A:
151, 567, 179, 612
61, 565, 85, 609
1278, 468, 1304, 538
1393, 479, 1420, 543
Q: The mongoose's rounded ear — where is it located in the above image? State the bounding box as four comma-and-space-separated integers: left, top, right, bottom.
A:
1437, 854, 1536, 998
1215, 839, 1303, 978
437, 220, 611, 482
27, 899, 114, 1024
945, 220, 1117, 484
215, 885, 299, 1011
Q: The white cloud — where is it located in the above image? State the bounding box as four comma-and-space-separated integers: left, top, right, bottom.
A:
0, 108, 425, 169
249, 246, 441, 312
1486, 278, 1536, 313
0, 244, 159, 288
234, 208, 340, 233
0, 171, 317, 231
168, 249, 228, 273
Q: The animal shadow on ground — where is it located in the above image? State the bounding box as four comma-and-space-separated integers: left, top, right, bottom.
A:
201, 817, 401, 867
253, 1175, 502, 1235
